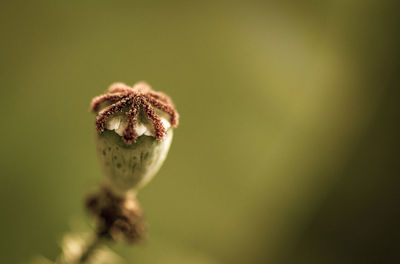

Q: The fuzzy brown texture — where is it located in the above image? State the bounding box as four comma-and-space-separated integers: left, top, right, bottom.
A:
86, 187, 146, 243
90, 82, 179, 144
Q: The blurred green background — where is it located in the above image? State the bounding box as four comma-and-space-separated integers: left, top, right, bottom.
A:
1, 0, 399, 263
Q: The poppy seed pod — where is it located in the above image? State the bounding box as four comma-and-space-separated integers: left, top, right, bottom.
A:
90, 82, 179, 194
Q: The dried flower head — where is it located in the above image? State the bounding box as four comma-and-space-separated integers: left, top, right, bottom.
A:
91, 82, 179, 144
90, 82, 179, 193
86, 187, 146, 243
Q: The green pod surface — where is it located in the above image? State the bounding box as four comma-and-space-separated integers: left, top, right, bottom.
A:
96, 129, 173, 193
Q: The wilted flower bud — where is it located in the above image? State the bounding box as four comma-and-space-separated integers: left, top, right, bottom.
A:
90, 82, 179, 194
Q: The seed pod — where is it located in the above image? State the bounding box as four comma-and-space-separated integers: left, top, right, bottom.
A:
96, 128, 173, 193
90, 82, 179, 194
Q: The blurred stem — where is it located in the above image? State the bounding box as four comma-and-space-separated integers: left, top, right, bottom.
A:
79, 231, 108, 264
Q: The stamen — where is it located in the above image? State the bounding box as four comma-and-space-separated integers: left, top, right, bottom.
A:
145, 96, 179, 127
91, 82, 178, 144
95, 96, 132, 132
122, 101, 139, 144
90, 93, 128, 113
132, 82, 151, 93
148, 91, 173, 105
141, 98, 166, 141
108, 83, 132, 93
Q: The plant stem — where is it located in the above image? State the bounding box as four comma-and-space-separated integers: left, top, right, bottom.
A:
79, 231, 108, 264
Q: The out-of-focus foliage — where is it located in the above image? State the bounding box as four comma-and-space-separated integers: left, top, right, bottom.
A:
0, 0, 398, 263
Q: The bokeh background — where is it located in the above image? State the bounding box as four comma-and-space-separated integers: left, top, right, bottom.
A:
1, 0, 399, 263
